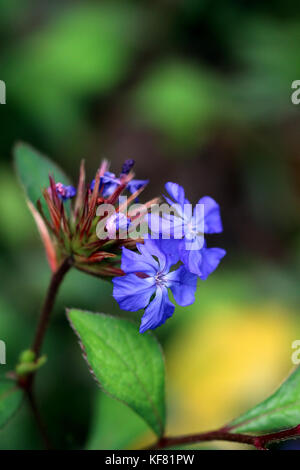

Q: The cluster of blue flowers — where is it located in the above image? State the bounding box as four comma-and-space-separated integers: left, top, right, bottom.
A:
113, 182, 226, 333
50, 171, 225, 334
53, 159, 148, 201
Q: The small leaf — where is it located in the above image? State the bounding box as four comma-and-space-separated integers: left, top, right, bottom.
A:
16, 355, 47, 377
26, 200, 58, 272
0, 379, 23, 429
19, 349, 36, 364
229, 366, 300, 433
67, 309, 166, 437
14, 142, 71, 214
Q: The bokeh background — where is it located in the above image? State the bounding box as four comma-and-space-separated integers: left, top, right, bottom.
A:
0, 0, 300, 450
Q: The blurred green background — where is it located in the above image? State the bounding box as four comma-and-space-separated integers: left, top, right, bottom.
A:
0, 0, 300, 450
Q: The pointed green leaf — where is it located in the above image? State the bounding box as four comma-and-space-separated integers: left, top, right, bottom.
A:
13, 142, 71, 214
229, 367, 300, 433
67, 309, 166, 437
0, 379, 23, 428
86, 392, 150, 450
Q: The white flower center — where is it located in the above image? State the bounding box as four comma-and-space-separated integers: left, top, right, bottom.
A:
155, 272, 167, 287
185, 221, 198, 240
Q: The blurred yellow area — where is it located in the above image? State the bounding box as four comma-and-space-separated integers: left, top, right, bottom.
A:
165, 303, 300, 437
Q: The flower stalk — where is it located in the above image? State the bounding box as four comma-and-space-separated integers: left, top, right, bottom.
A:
148, 424, 300, 450
16, 256, 73, 450
32, 255, 73, 358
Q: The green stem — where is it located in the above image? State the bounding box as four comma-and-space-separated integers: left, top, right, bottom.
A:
18, 256, 73, 449
26, 388, 53, 450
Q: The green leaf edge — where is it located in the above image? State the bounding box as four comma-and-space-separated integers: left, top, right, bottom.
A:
229, 366, 300, 434
13, 141, 72, 209
0, 379, 24, 430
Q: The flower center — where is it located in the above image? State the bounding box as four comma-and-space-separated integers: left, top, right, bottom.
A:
155, 272, 167, 287
185, 222, 198, 240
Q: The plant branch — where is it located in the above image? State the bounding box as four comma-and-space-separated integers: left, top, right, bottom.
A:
17, 256, 73, 449
32, 255, 73, 358
26, 388, 52, 450
147, 425, 300, 450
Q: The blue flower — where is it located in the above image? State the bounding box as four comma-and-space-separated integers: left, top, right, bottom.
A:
105, 212, 131, 238
164, 181, 223, 234
148, 182, 226, 278
113, 239, 197, 333
91, 171, 148, 198
90, 172, 118, 198
127, 179, 149, 195
53, 182, 76, 201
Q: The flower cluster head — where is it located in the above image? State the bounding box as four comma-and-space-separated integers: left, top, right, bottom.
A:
112, 182, 226, 332
36, 159, 153, 278
35, 158, 225, 334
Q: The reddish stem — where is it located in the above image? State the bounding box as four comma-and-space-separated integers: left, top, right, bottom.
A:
32, 256, 73, 358
18, 256, 73, 449
148, 425, 300, 450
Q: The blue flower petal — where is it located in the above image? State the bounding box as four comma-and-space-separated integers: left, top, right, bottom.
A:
90, 179, 96, 191
64, 185, 77, 199
164, 183, 192, 223
178, 241, 203, 277
121, 246, 158, 275
102, 171, 116, 182
138, 238, 181, 273
106, 213, 130, 238
195, 196, 223, 234
165, 182, 186, 208
102, 182, 119, 198
127, 179, 149, 194
139, 287, 175, 333
182, 233, 205, 251
113, 274, 155, 312
138, 239, 168, 272
54, 183, 76, 201
93, 174, 148, 199
148, 212, 185, 240
198, 246, 226, 280
91, 172, 119, 197
102, 172, 119, 197
155, 238, 181, 269
179, 241, 226, 279
166, 266, 198, 306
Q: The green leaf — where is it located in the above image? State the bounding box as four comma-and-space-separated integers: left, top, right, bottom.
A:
229, 366, 300, 433
13, 142, 71, 214
0, 379, 23, 429
86, 391, 151, 450
67, 309, 166, 437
